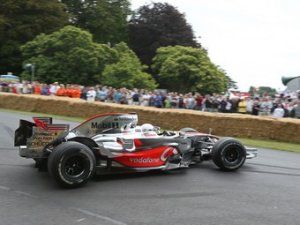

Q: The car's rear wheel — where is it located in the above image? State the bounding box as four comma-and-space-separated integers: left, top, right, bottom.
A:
212, 138, 246, 171
48, 141, 96, 188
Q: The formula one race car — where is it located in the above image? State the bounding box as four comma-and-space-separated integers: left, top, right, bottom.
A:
15, 113, 257, 188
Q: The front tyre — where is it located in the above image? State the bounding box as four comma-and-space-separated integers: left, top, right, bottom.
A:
212, 138, 246, 171
48, 142, 96, 188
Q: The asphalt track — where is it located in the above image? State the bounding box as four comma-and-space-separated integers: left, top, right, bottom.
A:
0, 109, 299, 225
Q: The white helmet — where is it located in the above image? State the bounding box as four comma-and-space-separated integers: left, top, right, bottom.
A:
141, 123, 155, 133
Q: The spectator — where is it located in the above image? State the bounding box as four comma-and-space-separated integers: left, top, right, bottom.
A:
33, 82, 41, 95
225, 97, 232, 113
252, 97, 260, 116
80, 86, 88, 100
86, 87, 96, 102
141, 91, 151, 107
2, 79, 300, 119
97, 87, 108, 102
154, 93, 163, 108
132, 90, 140, 105
238, 97, 247, 114
272, 104, 285, 118
219, 97, 227, 113
259, 97, 272, 116
56, 84, 66, 96
185, 93, 195, 109
230, 97, 239, 113
194, 93, 203, 110
178, 94, 185, 109
49, 82, 59, 96
164, 94, 172, 108
113, 89, 122, 103
291, 101, 300, 118
203, 95, 212, 112
171, 93, 178, 108
246, 97, 253, 114
41, 84, 50, 95
211, 94, 219, 112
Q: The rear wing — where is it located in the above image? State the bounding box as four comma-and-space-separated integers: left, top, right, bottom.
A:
15, 117, 69, 148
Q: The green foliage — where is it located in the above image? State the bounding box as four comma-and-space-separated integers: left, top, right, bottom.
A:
249, 86, 277, 97
225, 75, 238, 90
21, 27, 155, 89
62, 0, 131, 44
0, 0, 68, 75
129, 3, 199, 68
21, 26, 118, 85
152, 46, 228, 93
102, 42, 157, 90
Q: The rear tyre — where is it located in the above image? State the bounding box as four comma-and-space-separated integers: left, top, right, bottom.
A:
48, 141, 96, 188
212, 138, 246, 171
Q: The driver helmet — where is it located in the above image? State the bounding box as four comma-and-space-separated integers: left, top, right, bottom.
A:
141, 123, 155, 133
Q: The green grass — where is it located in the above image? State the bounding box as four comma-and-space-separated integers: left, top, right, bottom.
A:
237, 138, 300, 153
1, 107, 300, 153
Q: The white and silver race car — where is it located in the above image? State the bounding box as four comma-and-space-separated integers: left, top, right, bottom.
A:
15, 113, 257, 188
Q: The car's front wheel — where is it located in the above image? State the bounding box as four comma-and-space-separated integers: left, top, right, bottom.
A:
48, 141, 96, 188
212, 138, 246, 171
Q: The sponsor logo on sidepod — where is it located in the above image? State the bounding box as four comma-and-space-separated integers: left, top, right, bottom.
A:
129, 157, 160, 163
128, 148, 178, 164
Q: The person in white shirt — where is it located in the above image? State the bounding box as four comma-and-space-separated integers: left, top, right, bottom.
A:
141, 91, 151, 106
273, 104, 285, 118
245, 97, 253, 114
186, 93, 195, 109
86, 87, 96, 102
49, 82, 59, 96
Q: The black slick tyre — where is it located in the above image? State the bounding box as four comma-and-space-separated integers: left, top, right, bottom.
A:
48, 141, 96, 188
212, 138, 246, 171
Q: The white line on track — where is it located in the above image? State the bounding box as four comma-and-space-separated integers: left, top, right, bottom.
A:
15, 190, 37, 198
73, 208, 127, 225
0, 185, 11, 191
0, 184, 37, 198
76, 218, 86, 222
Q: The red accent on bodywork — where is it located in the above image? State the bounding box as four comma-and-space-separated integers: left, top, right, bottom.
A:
133, 139, 142, 148
160, 147, 177, 162
33, 118, 47, 129
114, 146, 176, 168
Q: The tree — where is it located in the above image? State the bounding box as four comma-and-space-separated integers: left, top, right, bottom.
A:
61, 0, 131, 44
0, 0, 68, 75
21, 26, 118, 85
152, 46, 228, 94
226, 75, 238, 90
102, 42, 157, 90
129, 3, 199, 69
249, 86, 277, 97
21, 26, 155, 89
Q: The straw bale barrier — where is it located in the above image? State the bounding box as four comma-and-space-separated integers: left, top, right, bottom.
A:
1, 92, 300, 143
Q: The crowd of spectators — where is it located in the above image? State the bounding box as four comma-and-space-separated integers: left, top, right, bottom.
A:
1, 80, 300, 119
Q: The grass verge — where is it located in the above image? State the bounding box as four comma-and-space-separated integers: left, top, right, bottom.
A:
1, 108, 299, 153
237, 138, 300, 153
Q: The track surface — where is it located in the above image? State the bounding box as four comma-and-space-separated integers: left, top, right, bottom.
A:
0, 110, 299, 225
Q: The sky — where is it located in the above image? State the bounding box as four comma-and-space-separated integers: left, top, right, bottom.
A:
131, 0, 300, 91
